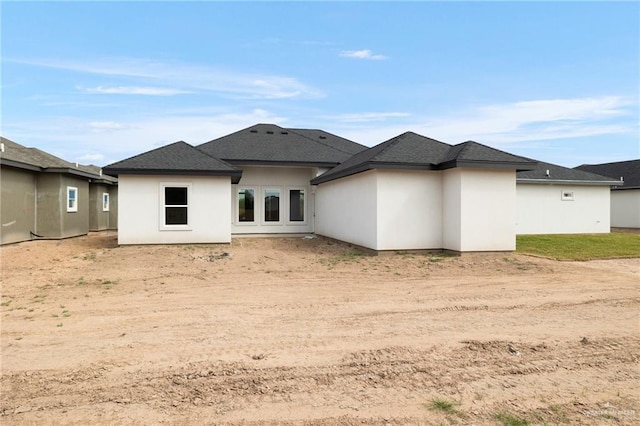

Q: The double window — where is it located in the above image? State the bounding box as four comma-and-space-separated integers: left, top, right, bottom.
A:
67, 187, 78, 212
161, 184, 190, 228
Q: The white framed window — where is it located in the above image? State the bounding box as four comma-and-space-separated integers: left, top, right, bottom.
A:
287, 187, 306, 224
237, 187, 257, 225
67, 187, 78, 212
263, 187, 282, 225
561, 191, 575, 201
160, 184, 191, 229
102, 193, 110, 212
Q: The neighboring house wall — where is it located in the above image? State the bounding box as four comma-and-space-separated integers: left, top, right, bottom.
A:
117, 175, 231, 245
231, 166, 317, 234
516, 184, 610, 234
35, 174, 89, 239
89, 183, 111, 231
444, 168, 516, 252
108, 186, 118, 230
315, 170, 378, 249
611, 190, 640, 228
376, 169, 443, 250
0, 166, 36, 244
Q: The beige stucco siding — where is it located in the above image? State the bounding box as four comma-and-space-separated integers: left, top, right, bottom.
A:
89, 183, 112, 231
0, 166, 37, 244
376, 169, 443, 250
117, 175, 231, 245
516, 183, 610, 234
35, 174, 89, 239
315, 170, 378, 249
611, 190, 640, 228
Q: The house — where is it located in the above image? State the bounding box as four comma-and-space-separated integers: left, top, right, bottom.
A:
104, 123, 625, 251
104, 124, 366, 244
0, 137, 117, 245
575, 160, 640, 229
515, 161, 620, 235
104, 124, 551, 252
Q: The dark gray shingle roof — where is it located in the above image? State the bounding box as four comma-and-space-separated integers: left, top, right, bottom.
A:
517, 160, 621, 185
1, 136, 109, 181
103, 141, 242, 183
197, 123, 366, 166
575, 160, 640, 189
311, 133, 535, 185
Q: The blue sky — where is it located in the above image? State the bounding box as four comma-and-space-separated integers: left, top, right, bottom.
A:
2, 1, 638, 167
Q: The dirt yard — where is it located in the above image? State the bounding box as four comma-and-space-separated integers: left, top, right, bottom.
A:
1, 232, 638, 425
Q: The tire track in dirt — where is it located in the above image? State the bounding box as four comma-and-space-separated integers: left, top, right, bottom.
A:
2, 336, 638, 424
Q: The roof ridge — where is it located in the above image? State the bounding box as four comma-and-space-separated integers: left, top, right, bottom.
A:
369, 132, 414, 161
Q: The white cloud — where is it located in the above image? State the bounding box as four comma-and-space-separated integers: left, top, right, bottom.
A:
80, 86, 191, 96
327, 96, 637, 147
339, 49, 388, 60
326, 112, 410, 123
10, 57, 323, 99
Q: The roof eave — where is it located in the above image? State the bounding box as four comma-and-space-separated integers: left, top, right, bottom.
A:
103, 168, 243, 183
438, 160, 536, 171
516, 178, 621, 186
311, 161, 439, 185
225, 160, 341, 168
0, 158, 42, 172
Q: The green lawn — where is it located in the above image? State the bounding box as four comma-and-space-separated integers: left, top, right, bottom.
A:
516, 232, 640, 261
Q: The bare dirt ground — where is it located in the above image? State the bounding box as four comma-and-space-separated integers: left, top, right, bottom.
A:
1, 232, 638, 425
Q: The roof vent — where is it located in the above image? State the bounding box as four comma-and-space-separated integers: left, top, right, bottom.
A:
319, 135, 327, 140
545, 169, 550, 177
620, 176, 624, 182
266, 131, 274, 134
0, 143, 4, 153
281, 131, 288, 135
75, 162, 79, 168
249, 130, 258, 133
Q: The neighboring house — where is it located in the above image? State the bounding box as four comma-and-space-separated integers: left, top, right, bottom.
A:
575, 160, 640, 228
104, 125, 545, 252
0, 137, 118, 245
516, 162, 620, 235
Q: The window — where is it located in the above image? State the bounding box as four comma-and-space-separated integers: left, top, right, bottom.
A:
264, 188, 281, 222
561, 191, 575, 201
67, 187, 78, 212
289, 189, 305, 222
238, 188, 255, 222
102, 193, 110, 212
163, 186, 188, 226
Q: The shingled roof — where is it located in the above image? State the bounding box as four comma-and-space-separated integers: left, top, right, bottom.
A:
197, 123, 367, 166
517, 160, 622, 186
1, 136, 109, 180
575, 160, 640, 189
103, 141, 242, 183
311, 132, 536, 185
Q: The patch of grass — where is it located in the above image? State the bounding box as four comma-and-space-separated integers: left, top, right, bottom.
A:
427, 398, 458, 413
83, 251, 97, 261
516, 233, 640, 260
493, 412, 529, 426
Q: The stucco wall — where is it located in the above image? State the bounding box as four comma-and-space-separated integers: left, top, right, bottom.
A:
108, 186, 118, 230
315, 170, 378, 249
458, 169, 516, 251
442, 168, 463, 251
35, 174, 89, 239
376, 169, 443, 250
231, 166, 316, 234
611, 189, 640, 228
117, 175, 231, 245
516, 183, 610, 234
1, 166, 36, 244
89, 183, 111, 231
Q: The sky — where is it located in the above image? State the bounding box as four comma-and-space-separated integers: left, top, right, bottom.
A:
1, 1, 639, 168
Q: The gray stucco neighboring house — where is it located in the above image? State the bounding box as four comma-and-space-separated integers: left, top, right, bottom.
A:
0, 137, 118, 245
575, 160, 640, 228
